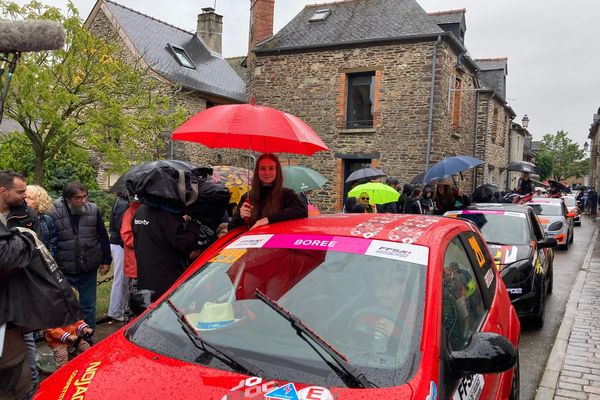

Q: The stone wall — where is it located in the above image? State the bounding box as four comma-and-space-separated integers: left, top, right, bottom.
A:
248, 40, 481, 211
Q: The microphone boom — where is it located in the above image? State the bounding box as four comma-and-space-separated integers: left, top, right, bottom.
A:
0, 20, 66, 53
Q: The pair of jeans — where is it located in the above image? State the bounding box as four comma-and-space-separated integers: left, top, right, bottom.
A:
108, 245, 129, 319
66, 270, 97, 331
22, 333, 38, 390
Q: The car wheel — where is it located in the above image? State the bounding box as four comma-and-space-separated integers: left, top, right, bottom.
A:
547, 262, 553, 295
532, 284, 546, 329
508, 352, 520, 400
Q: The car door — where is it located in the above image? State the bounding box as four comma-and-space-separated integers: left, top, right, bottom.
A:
529, 209, 549, 275
439, 234, 500, 400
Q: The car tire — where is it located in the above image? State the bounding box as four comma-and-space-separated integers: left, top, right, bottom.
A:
547, 262, 553, 295
532, 284, 546, 329
508, 352, 520, 400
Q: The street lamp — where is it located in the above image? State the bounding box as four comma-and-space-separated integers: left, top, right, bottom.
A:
521, 114, 529, 129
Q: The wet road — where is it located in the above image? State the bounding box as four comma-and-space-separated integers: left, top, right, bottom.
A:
519, 215, 597, 400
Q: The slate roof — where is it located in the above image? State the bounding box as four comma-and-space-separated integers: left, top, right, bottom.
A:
428, 9, 465, 25
0, 118, 23, 135
475, 58, 508, 102
255, 0, 445, 52
102, 1, 245, 102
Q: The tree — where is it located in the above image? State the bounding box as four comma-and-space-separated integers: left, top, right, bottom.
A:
1, 1, 187, 184
536, 130, 588, 181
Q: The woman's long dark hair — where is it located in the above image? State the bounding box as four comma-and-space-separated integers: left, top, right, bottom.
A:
249, 153, 284, 224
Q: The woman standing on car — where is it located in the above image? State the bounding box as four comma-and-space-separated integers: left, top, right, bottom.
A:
228, 153, 308, 230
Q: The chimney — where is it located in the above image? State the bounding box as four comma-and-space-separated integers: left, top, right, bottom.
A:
248, 0, 274, 54
197, 7, 223, 55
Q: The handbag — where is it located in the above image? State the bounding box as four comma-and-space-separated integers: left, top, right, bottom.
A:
2, 227, 82, 330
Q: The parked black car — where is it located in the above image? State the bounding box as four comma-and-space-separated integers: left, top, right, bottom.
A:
445, 203, 557, 327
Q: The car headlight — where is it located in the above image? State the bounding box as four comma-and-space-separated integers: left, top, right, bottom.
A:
548, 221, 563, 231
500, 259, 532, 283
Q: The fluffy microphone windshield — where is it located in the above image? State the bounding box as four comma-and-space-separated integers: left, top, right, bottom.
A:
0, 20, 66, 52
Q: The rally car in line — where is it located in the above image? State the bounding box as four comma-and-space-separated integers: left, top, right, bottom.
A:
445, 204, 557, 328
36, 214, 520, 400
526, 198, 575, 250
561, 195, 581, 226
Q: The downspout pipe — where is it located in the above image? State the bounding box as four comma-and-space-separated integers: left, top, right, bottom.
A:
425, 36, 442, 172
482, 93, 494, 184
472, 89, 480, 191
170, 85, 183, 159
505, 116, 516, 190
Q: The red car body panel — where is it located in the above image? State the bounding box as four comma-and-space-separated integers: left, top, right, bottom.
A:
36, 214, 519, 400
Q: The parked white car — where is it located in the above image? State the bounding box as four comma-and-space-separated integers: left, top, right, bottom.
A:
526, 198, 575, 250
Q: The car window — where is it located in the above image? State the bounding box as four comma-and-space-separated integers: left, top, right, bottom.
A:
529, 210, 545, 240
454, 212, 529, 245
528, 203, 563, 216
442, 237, 486, 351
562, 197, 576, 207
127, 235, 428, 388
462, 233, 496, 307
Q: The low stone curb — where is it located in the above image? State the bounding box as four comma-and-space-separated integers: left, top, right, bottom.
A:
535, 226, 599, 400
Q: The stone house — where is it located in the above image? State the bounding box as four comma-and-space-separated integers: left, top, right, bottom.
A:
507, 121, 532, 190
84, 0, 247, 188
587, 108, 600, 190
247, 0, 516, 212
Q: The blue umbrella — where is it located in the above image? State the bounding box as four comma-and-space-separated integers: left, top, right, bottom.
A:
423, 156, 483, 184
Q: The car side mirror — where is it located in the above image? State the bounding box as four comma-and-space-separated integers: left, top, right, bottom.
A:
450, 332, 516, 374
566, 212, 575, 218
129, 289, 155, 316
538, 237, 558, 249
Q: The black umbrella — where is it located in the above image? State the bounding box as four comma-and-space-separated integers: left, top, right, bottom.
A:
471, 184, 500, 203
345, 167, 386, 184
109, 160, 201, 194
504, 161, 538, 174
410, 172, 425, 185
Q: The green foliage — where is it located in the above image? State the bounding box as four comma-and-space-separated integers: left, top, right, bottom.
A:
535, 152, 554, 181
0, 131, 98, 194
537, 130, 588, 181
1, 1, 188, 184
88, 190, 114, 226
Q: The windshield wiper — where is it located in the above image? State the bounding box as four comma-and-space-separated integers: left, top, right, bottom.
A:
254, 289, 374, 388
165, 300, 265, 377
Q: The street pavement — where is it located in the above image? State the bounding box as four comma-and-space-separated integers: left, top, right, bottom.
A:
536, 215, 600, 400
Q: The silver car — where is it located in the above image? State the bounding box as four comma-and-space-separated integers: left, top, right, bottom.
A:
526, 198, 575, 250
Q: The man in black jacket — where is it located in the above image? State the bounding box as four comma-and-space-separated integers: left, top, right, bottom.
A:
133, 204, 207, 301
0, 171, 40, 236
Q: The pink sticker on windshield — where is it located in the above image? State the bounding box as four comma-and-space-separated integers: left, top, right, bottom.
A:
459, 210, 505, 215
263, 234, 370, 254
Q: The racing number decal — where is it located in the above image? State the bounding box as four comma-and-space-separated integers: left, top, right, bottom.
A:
467, 236, 486, 268
452, 374, 484, 400
210, 248, 247, 264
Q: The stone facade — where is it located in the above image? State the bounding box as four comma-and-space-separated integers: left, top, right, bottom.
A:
248, 38, 513, 212
85, 3, 248, 188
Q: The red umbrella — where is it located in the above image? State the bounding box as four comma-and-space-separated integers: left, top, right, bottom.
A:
172, 102, 329, 156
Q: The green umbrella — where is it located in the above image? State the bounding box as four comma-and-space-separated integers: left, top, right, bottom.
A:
282, 166, 328, 192
348, 182, 400, 204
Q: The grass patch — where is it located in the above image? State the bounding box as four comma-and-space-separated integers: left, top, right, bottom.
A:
95, 269, 114, 317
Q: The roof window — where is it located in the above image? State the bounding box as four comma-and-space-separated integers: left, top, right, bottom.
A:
309, 9, 331, 22
168, 44, 196, 69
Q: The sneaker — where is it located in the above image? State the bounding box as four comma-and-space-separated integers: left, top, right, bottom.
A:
109, 315, 124, 322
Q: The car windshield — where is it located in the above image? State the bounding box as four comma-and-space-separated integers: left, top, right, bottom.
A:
529, 203, 563, 216
455, 212, 529, 245
127, 234, 427, 388
562, 197, 576, 207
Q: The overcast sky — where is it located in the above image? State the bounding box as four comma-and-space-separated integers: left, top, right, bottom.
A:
12, 0, 600, 148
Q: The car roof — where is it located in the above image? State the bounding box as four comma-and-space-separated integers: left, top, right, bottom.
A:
468, 203, 530, 213
250, 214, 472, 246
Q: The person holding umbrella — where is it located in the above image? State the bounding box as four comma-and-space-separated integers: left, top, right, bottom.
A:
433, 179, 470, 215
516, 172, 534, 195
229, 154, 308, 230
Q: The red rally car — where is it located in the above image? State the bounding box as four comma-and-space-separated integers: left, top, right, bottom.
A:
36, 214, 520, 400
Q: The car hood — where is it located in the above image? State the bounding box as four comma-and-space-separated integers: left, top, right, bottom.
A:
487, 243, 532, 269
35, 329, 413, 400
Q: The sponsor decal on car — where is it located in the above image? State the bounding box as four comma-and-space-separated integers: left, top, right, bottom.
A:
452, 374, 484, 400
426, 381, 437, 400
488, 245, 518, 268
484, 268, 495, 288
507, 288, 523, 294
467, 236, 486, 268
225, 234, 429, 265
57, 361, 101, 400
223, 378, 333, 400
